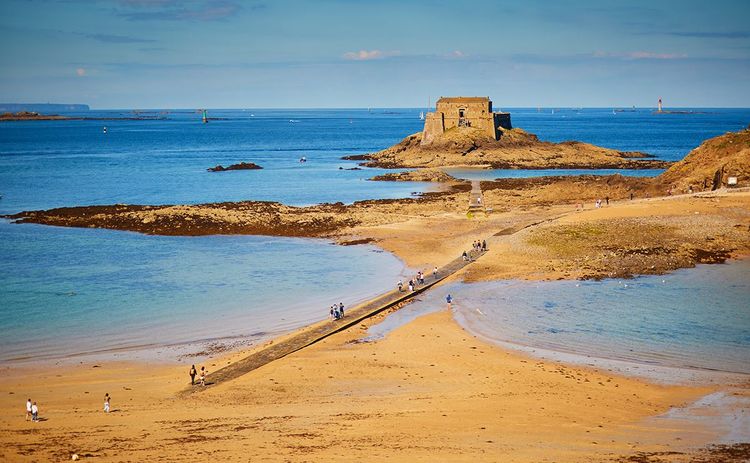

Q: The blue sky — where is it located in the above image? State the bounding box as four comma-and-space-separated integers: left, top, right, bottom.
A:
1, 0, 748, 108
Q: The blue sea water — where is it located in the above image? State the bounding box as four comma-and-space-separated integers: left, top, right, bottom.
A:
368, 261, 750, 376
0, 221, 406, 362
0, 107, 748, 363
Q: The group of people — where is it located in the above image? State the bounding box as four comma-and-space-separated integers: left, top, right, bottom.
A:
189, 364, 208, 386
462, 240, 487, 261
24, 392, 112, 422
397, 267, 439, 293
329, 302, 345, 321
25, 399, 39, 422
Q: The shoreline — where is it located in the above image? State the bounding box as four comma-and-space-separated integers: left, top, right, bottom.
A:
4, 256, 748, 385
2, 306, 747, 462
2, 190, 748, 368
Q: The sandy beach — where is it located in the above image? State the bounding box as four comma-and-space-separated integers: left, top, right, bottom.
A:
3, 307, 744, 462
2, 187, 749, 461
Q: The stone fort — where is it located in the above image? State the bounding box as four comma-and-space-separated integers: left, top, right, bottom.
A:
422, 96, 511, 144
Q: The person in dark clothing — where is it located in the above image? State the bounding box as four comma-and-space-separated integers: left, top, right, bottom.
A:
189, 365, 197, 385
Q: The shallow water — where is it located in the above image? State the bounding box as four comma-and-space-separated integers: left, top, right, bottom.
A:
0, 221, 407, 362
368, 261, 750, 378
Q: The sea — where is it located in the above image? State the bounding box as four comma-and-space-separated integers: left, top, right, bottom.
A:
1, 107, 749, 366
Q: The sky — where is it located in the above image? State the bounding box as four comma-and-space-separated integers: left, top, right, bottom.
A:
1, 0, 749, 109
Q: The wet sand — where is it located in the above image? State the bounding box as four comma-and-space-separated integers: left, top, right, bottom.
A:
4, 309, 745, 462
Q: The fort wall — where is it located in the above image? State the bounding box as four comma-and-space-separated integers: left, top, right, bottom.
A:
421, 96, 511, 144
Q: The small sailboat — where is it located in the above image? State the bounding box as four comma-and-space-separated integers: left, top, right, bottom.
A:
419, 111, 425, 120
202, 109, 208, 124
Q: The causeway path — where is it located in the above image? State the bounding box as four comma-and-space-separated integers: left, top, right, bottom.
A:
468, 180, 484, 210
184, 208, 568, 394
184, 248, 485, 394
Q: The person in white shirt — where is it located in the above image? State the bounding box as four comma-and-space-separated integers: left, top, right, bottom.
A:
104, 393, 111, 413
26, 399, 32, 421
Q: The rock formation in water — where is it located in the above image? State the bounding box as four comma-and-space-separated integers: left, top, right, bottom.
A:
356, 127, 670, 170
207, 162, 263, 172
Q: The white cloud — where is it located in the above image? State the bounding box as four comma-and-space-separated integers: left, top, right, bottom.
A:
342, 49, 399, 61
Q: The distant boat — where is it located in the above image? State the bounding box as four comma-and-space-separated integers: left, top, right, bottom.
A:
419, 111, 425, 120
289, 119, 300, 123
102, 126, 107, 134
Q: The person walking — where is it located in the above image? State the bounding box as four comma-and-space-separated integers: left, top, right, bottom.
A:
26, 398, 32, 421
433, 266, 438, 279
339, 302, 345, 318
189, 365, 197, 385
31, 402, 39, 422
397, 280, 403, 292
200, 367, 207, 386
482, 240, 487, 251
446, 294, 453, 305
103, 393, 111, 413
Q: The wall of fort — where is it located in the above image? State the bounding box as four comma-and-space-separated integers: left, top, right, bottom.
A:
421, 97, 511, 145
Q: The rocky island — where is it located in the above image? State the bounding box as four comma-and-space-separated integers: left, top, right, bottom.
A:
353, 97, 670, 170
207, 162, 263, 172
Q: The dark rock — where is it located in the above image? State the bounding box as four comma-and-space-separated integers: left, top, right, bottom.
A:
208, 162, 263, 172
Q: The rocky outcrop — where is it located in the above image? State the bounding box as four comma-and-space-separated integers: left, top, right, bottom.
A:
657, 127, 750, 190
360, 127, 670, 170
369, 169, 459, 183
0, 111, 68, 121
207, 162, 263, 172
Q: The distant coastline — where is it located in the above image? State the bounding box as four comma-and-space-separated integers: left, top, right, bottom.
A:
0, 103, 89, 112
0, 111, 168, 122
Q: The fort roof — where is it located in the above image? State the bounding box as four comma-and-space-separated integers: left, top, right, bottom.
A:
436, 97, 490, 103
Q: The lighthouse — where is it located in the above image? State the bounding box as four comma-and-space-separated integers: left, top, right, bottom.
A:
657, 97, 663, 112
